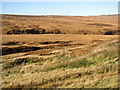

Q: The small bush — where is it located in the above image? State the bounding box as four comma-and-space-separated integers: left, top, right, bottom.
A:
25, 29, 39, 34
6, 28, 46, 34
104, 30, 114, 35
6, 28, 63, 34
7, 29, 21, 34
46, 29, 62, 34
51, 29, 61, 34
38, 28, 46, 34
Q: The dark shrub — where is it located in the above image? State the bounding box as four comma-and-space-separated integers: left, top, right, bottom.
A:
104, 30, 114, 35
7, 29, 21, 34
38, 28, 46, 34
12, 29, 21, 34
24, 28, 46, 34
6, 28, 61, 34
21, 30, 25, 34
25, 29, 37, 34
6, 30, 14, 34
51, 29, 61, 34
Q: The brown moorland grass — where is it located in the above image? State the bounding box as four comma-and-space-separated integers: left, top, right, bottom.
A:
1, 14, 118, 35
2, 35, 118, 56
1, 14, 119, 88
1, 40, 119, 88
2, 34, 118, 44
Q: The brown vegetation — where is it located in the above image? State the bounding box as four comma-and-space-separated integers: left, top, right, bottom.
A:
2, 46, 41, 55
1, 39, 119, 88
1, 14, 118, 35
1, 14, 119, 88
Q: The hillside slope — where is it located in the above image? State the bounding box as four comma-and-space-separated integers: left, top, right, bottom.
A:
1, 40, 119, 88
1, 14, 118, 35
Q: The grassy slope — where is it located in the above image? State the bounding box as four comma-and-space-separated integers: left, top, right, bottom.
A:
1, 14, 119, 88
1, 14, 118, 34
1, 40, 119, 88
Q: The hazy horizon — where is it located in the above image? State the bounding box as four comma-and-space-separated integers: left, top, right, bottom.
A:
2, 2, 118, 16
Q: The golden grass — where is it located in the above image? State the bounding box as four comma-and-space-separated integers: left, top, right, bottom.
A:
1, 14, 119, 88
1, 14, 118, 34
2, 35, 118, 44
1, 40, 119, 88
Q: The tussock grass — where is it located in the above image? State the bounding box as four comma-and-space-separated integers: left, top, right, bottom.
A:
1, 40, 119, 88
2, 57, 44, 69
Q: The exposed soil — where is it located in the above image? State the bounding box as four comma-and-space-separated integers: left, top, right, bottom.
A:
2, 46, 41, 55
39, 41, 72, 45
2, 35, 117, 56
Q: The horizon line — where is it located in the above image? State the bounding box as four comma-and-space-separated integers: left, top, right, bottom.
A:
1, 13, 118, 16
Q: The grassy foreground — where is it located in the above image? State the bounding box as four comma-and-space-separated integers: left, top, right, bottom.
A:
1, 40, 119, 88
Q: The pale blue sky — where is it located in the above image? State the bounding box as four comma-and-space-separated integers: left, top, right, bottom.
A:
2, 2, 118, 16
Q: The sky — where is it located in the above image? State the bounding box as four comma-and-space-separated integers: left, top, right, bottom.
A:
2, 2, 118, 16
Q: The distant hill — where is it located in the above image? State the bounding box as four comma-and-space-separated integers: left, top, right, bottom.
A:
1, 14, 118, 35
